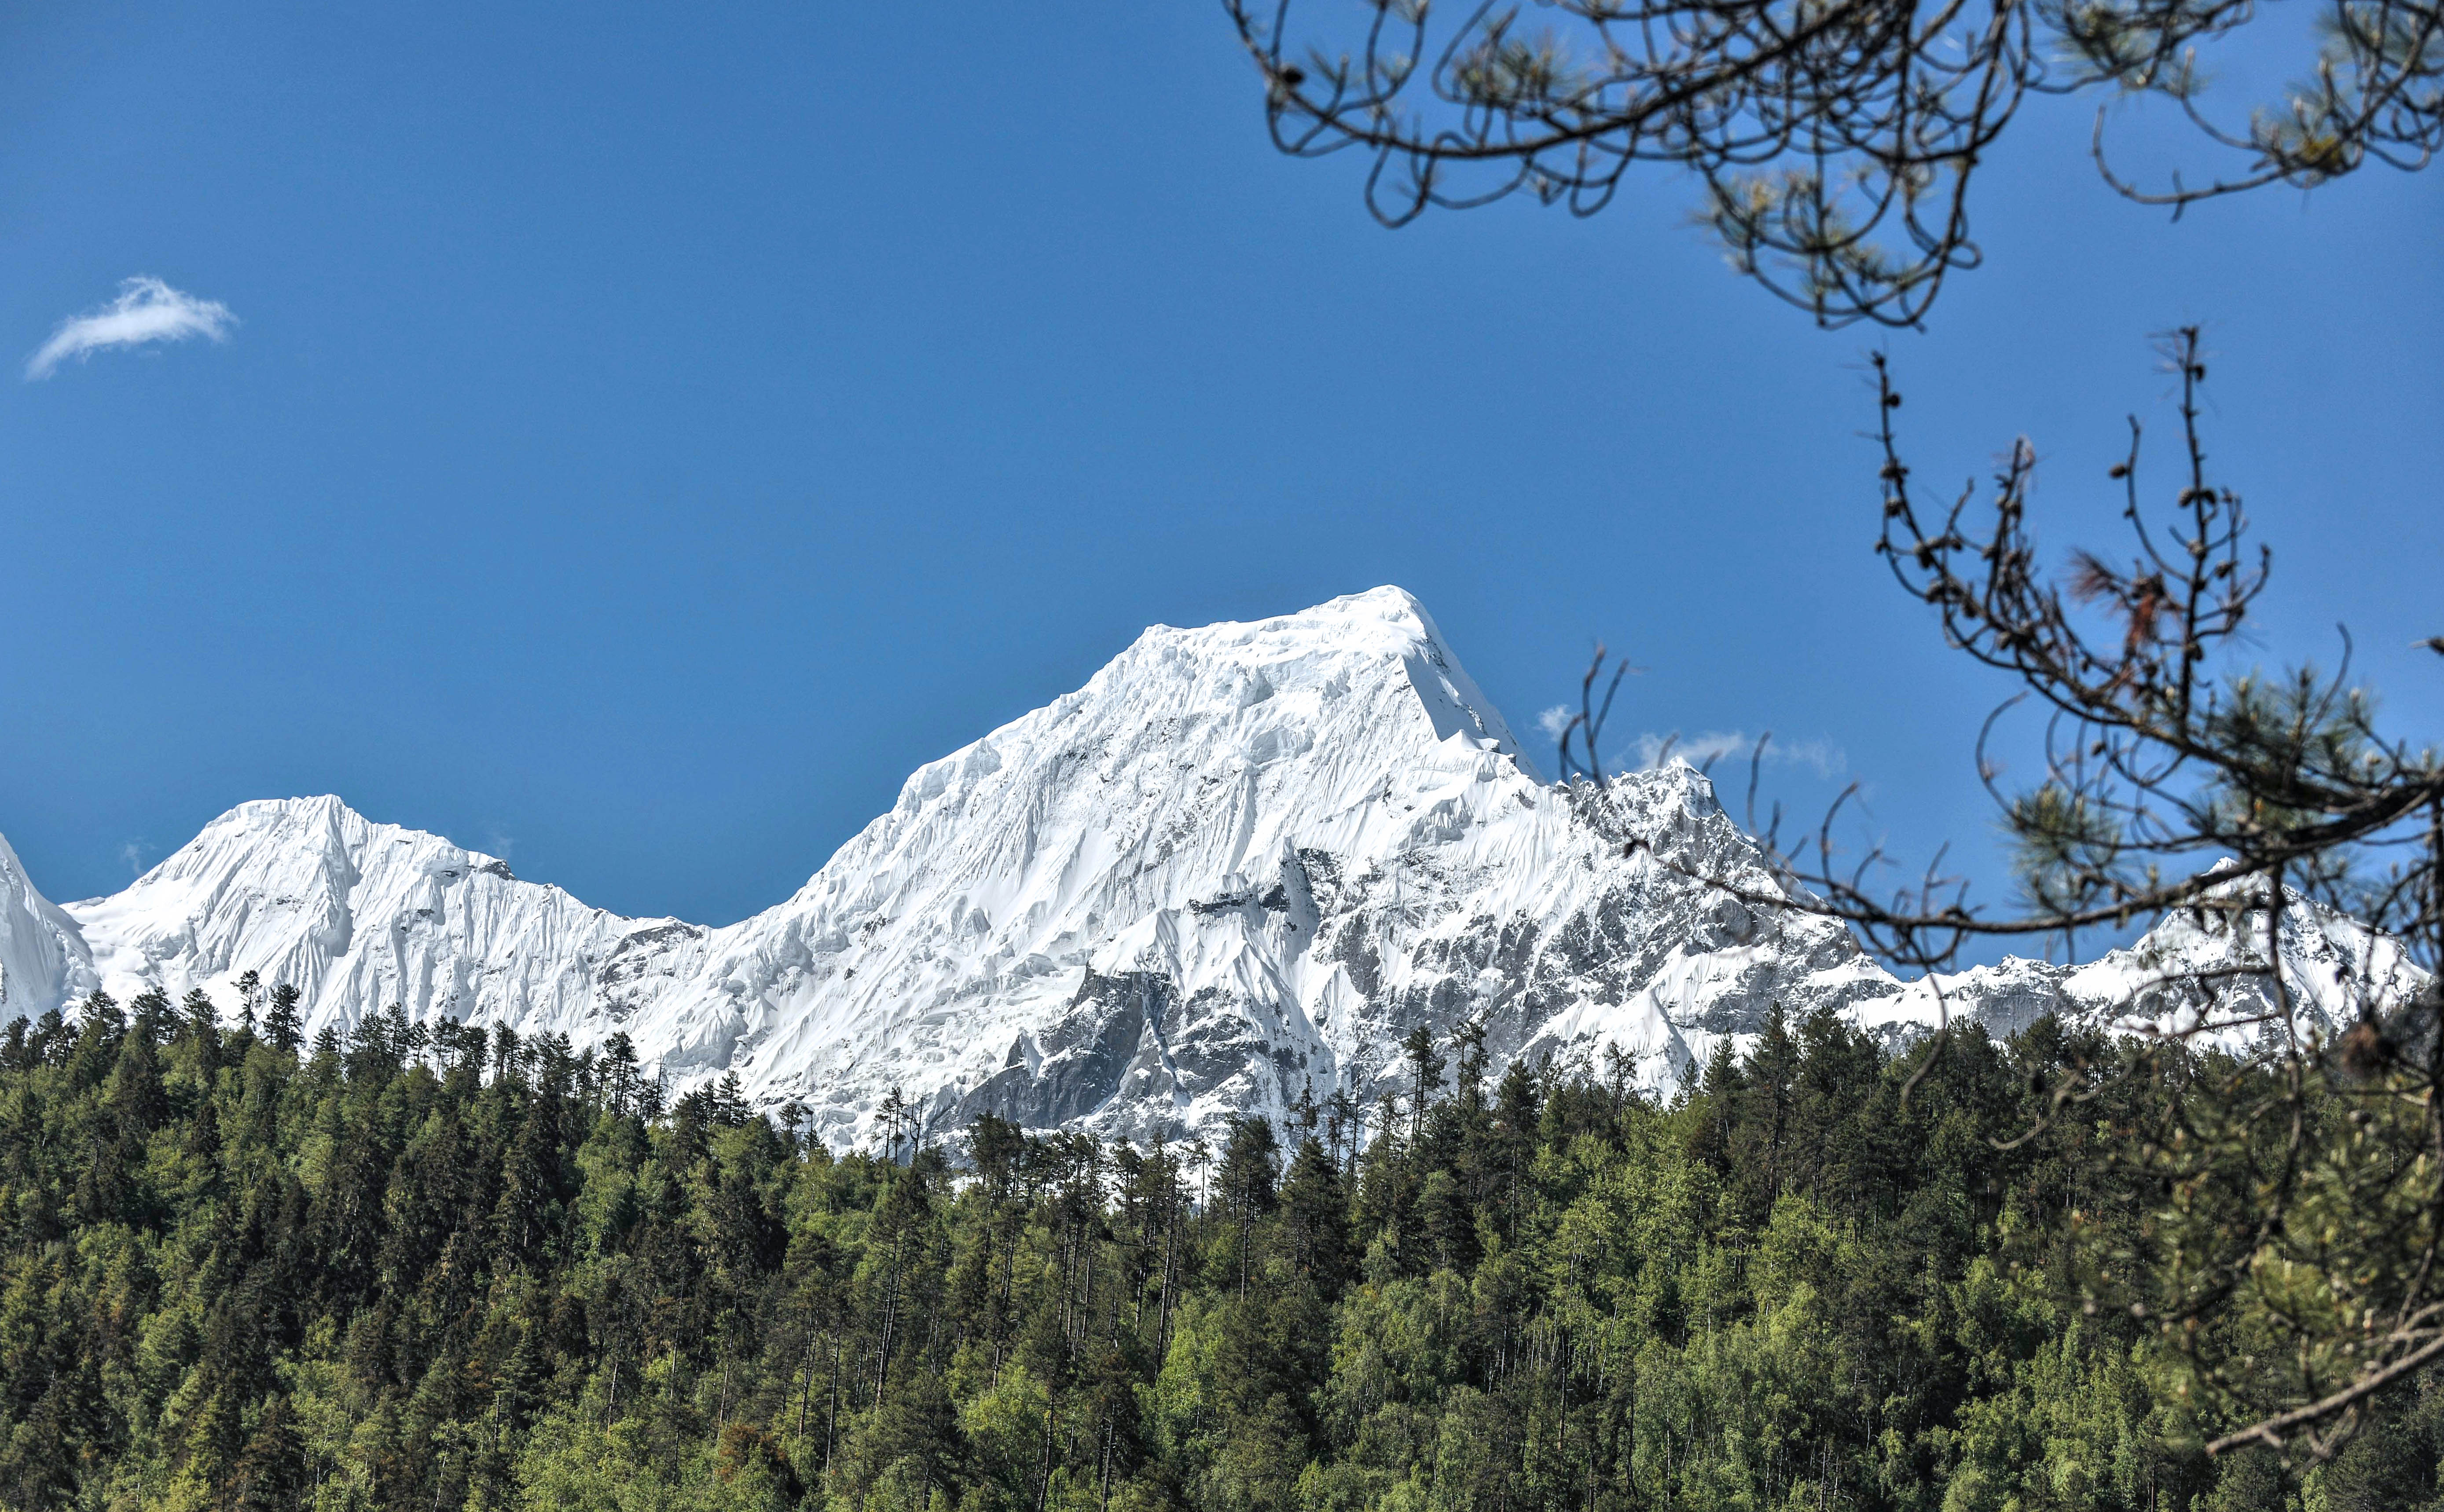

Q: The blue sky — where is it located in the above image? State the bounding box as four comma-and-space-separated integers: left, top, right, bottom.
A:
3, 1, 2437, 932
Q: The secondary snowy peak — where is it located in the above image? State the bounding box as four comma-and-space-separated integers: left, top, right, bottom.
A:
64, 795, 708, 1043
0, 833, 92, 1018
2062, 870, 2428, 1036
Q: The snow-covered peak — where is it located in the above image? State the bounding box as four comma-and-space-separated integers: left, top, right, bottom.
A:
855, 586, 1525, 857
603, 586, 1902, 1146
1122, 586, 1525, 763
66, 792, 706, 1043
625, 587, 1569, 1140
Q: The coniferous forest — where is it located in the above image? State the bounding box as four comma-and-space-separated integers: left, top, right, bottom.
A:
4, 985, 2439, 1512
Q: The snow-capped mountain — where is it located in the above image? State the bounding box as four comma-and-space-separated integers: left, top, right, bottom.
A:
608, 590, 1899, 1147
1, 588, 2418, 1149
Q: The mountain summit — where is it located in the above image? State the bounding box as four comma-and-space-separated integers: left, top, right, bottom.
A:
0, 589, 2412, 1150
607, 585, 1892, 1146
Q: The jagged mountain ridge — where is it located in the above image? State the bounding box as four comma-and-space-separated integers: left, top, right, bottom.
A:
1, 588, 2414, 1150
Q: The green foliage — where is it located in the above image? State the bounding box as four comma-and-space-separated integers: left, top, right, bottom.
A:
0, 991, 2378, 1510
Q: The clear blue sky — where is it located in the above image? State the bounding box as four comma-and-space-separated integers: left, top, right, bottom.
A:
3, 1, 2437, 932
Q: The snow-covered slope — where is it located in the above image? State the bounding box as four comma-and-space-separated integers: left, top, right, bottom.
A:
0, 832, 93, 1019
0, 588, 2422, 1150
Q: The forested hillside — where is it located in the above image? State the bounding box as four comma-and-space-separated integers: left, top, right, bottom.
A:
2, 988, 2434, 1511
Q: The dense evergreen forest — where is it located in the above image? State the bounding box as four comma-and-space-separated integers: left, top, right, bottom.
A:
3, 984, 2438, 1512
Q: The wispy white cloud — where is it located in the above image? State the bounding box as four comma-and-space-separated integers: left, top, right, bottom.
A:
1533, 706, 1844, 781
26, 277, 237, 381
1633, 730, 1846, 779
118, 840, 152, 876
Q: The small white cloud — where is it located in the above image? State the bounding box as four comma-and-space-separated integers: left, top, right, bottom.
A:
119, 840, 152, 875
1634, 730, 1846, 779
26, 277, 237, 381
1537, 705, 1574, 741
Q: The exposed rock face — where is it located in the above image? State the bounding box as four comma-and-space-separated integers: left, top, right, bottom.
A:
1, 588, 2421, 1150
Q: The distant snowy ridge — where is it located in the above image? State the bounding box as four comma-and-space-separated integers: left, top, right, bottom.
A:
0, 588, 2418, 1150
1861, 864, 2430, 1052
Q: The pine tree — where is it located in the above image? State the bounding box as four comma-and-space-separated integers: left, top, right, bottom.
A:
182, 987, 223, 1074
67, 992, 128, 1092
1277, 1135, 1351, 1296
105, 1025, 168, 1137
601, 1031, 641, 1115
877, 1085, 909, 1163
121, 988, 164, 1046
225, 1394, 306, 1512
491, 1022, 521, 1084
1401, 1023, 1446, 1145
262, 981, 304, 1053
1218, 1115, 1280, 1298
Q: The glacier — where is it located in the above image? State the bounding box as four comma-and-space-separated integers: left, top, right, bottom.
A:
0, 587, 2417, 1151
